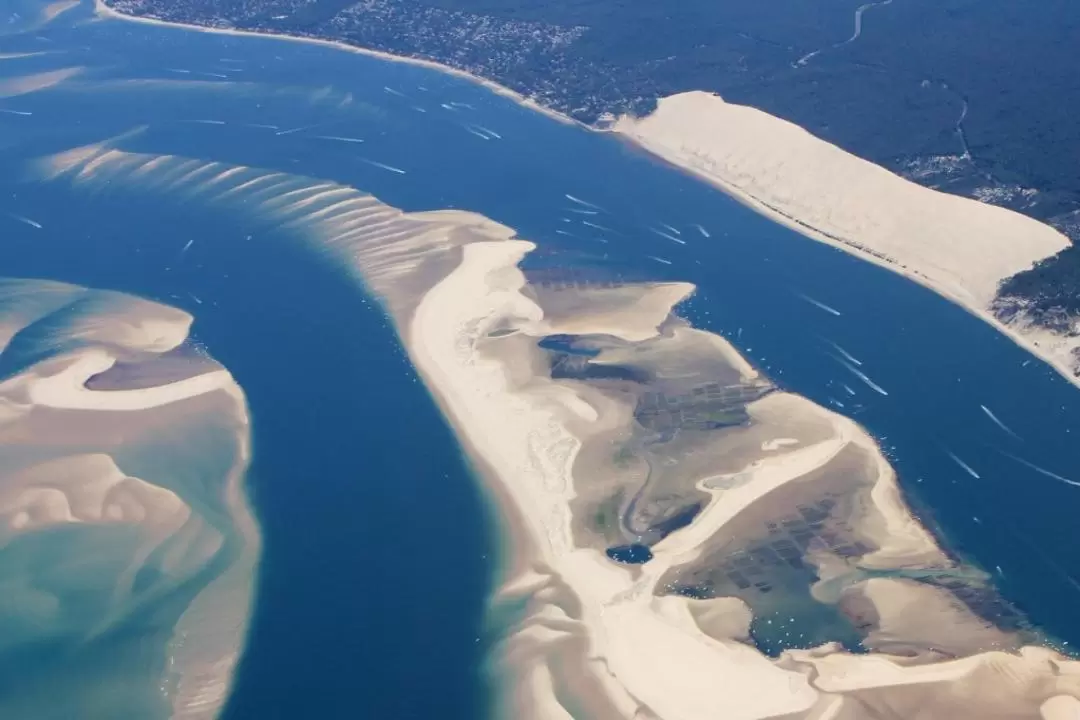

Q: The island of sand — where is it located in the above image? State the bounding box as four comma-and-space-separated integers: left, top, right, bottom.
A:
34, 139, 1080, 720
0, 278, 258, 718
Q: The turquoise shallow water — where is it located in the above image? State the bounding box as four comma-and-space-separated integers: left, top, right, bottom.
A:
3, 0, 1080, 715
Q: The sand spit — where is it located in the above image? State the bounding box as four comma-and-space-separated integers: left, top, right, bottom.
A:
406, 237, 1080, 720
530, 282, 694, 342
31, 140, 520, 323
0, 66, 84, 99
0, 0, 79, 36
615, 92, 1080, 383
38, 143, 1080, 718
0, 278, 257, 719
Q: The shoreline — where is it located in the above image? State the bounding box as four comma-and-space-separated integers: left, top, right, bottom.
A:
88, 0, 1080, 392
0, 280, 259, 719
168, 378, 259, 720
90, 0, 584, 130
32, 98, 1080, 712
613, 94, 1079, 390
406, 238, 815, 719
685, 153, 1080, 391
400, 230, 1080, 719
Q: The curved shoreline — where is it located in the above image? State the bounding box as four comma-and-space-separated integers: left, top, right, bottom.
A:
614, 93, 1079, 391
403, 230, 1080, 720
27, 103, 1080, 714
90, 0, 1079, 395
626, 133, 1080, 390
0, 280, 258, 719
90, 0, 583, 130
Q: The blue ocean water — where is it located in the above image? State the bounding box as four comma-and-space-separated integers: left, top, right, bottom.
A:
2, 1, 1080, 716
0, 185, 496, 717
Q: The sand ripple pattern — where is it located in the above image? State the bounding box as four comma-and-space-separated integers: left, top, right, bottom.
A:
35, 138, 1080, 719
0, 278, 257, 718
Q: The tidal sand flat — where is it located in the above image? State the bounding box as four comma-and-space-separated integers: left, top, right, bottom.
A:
406, 234, 1080, 720
8, 2, 1080, 713
38, 134, 1080, 717
0, 279, 257, 719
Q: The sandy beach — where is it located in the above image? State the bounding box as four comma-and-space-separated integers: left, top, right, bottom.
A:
614, 92, 1080, 387
400, 226, 1080, 719
15, 7, 1080, 711
406, 238, 822, 720
33, 121, 1080, 715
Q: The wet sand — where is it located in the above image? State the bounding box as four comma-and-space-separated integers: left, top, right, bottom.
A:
0, 278, 257, 718
29, 135, 1080, 717
615, 91, 1080, 385
401, 222, 1080, 719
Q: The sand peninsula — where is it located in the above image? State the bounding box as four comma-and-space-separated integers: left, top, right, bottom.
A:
35, 139, 1080, 719
79, 0, 1079, 388
0, 279, 258, 718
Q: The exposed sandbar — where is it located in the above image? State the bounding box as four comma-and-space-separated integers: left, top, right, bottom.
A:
0, 67, 83, 98
401, 224, 1080, 720
34, 141, 1080, 719
0, 278, 258, 719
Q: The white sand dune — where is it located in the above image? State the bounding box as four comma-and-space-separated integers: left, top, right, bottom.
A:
615, 92, 1080, 382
